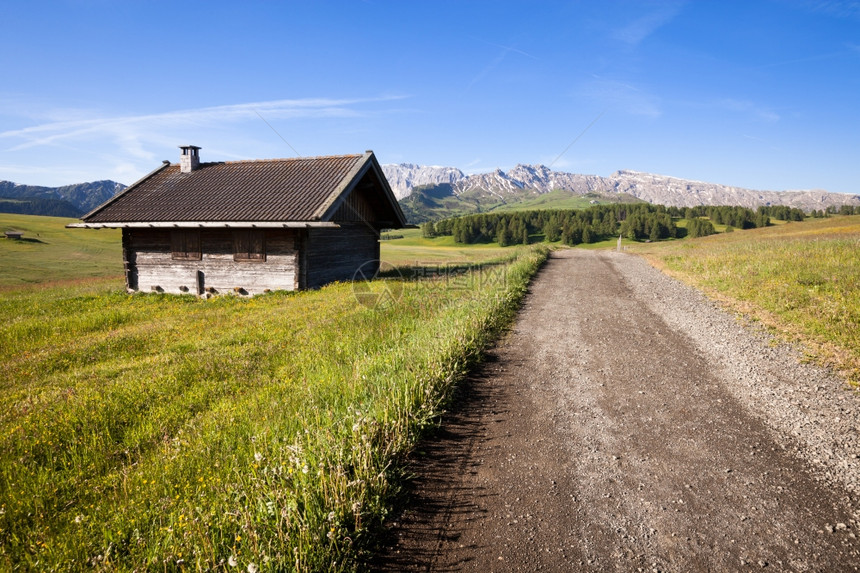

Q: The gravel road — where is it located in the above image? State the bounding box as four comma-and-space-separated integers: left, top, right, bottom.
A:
373, 249, 860, 572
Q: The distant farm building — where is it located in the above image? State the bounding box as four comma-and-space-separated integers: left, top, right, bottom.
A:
70, 146, 406, 295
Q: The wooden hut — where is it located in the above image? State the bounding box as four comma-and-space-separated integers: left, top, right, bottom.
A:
69, 146, 406, 295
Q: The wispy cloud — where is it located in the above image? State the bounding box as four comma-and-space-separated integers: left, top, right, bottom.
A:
718, 98, 780, 122
580, 77, 662, 118
799, 0, 860, 20
0, 96, 407, 154
465, 37, 539, 90
611, 2, 685, 45
0, 95, 409, 185
750, 49, 850, 69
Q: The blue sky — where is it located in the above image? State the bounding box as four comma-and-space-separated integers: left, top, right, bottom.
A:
1, 1, 858, 193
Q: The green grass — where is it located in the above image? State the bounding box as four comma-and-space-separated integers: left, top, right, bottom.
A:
0, 220, 549, 570
380, 228, 517, 266
483, 190, 642, 213
629, 216, 860, 383
484, 189, 600, 212
382, 226, 643, 257
0, 214, 122, 288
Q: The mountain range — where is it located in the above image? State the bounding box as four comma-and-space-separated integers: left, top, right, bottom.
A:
2, 164, 858, 223
382, 163, 860, 222
0, 180, 126, 218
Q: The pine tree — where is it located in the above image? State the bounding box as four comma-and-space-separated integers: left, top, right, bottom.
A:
496, 224, 512, 247
582, 226, 593, 244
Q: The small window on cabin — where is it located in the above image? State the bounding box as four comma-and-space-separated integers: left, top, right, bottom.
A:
233, 229, 266, 262
171, 230, 201, 260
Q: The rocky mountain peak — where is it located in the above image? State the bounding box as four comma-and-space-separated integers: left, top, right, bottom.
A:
384, 162, 859, 212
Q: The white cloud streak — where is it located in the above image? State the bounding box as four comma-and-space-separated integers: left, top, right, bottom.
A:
0, 95, 409, 186
465, 38, 539, 91
611, 3, 685, 45
581, 77, 662, 118
0, 96, 406, 153
718, 98, 780, 122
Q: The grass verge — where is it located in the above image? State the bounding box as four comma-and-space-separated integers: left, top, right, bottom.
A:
0, 244, 549, 571
628, 216, 860, 384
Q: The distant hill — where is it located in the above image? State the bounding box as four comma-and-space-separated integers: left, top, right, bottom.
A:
0, 180, 126, 217
398, 184, 644, 223
384, 163, 860, 223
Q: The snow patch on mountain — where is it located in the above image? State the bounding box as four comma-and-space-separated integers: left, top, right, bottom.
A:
382, 163, 860, 211
381, 163, 465, 200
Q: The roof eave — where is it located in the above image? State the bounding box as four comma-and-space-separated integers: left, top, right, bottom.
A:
315, 151, 408, 228
66, 221, 341, 229
368, 152, 408, 228
312, 152, 372, 221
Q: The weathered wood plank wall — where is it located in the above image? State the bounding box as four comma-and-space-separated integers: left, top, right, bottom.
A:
304, 224, 380, 288
124, 229, 299, 295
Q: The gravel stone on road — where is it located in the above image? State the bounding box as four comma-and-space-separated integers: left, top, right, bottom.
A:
373, 249, 860, 572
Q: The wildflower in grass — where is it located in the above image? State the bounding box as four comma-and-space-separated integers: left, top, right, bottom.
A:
254, 452, 263, 462
247, 564, 258, 573
228, 555, 238, 567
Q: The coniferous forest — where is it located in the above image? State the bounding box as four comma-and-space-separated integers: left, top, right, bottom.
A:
422, 204, 777, 247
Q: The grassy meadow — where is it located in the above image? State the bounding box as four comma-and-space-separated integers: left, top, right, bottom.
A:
630, 215, 860, 383
1, 214, 549, 570
0, 214, 122, 288
4, 209, 859, 569
380, 228, 515, 266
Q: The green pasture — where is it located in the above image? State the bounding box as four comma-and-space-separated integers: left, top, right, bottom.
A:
0, 214, 122, 288
483, 190, 624, 213
4, 209, 859, 571
0, 213, 549, 570
380, 228, 517, 266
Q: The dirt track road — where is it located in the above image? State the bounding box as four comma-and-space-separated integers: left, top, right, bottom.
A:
374, 250, 860, 572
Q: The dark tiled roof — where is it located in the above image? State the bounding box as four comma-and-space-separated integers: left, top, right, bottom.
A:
84, 153, 375, 223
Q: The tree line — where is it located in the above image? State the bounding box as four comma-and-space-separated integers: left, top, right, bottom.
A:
422, 203, 775, 247
664, 205, 774, 228
810, 205, 859, 217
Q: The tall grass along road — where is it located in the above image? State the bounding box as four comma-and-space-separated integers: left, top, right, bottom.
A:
0, 246, 547, 570
378, 250, 860, 571
631, 215, 860, 384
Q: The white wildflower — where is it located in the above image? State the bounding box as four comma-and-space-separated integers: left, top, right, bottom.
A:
228, 555, 238, 567
247, 563, 258, 573
254, 452, 263, 462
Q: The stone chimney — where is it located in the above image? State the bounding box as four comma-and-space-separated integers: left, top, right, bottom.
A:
179, 145, 201, 173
